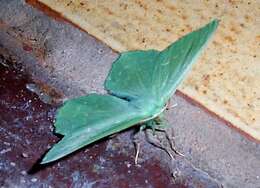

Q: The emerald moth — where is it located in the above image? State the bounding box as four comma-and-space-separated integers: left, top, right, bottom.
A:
41, 20, 219, 164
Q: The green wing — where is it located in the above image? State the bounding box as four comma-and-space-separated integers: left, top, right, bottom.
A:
105, 20, 219, 106
41, 20, 218, 164
41, 94, 144, 163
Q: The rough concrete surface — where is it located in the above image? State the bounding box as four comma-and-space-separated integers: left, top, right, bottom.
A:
0, 0, 260, 188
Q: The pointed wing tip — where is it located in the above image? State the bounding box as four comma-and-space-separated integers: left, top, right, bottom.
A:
39, 159, 48, 165
40, 154, 56, 164
40, 159, 49, 165
198, 19, 218, 33
210, 19, 219, 28
40, 146, 63, 164
205, 19, 219, 34
211, 18, 220, 24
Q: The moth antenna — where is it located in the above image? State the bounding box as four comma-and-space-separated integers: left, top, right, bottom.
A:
170, 103, 178, 109
134, 143, 140, 165
166, 98, 178, 110
133, 125, 145, 165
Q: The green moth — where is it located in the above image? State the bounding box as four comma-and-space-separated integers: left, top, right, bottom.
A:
41, 20, 219, 164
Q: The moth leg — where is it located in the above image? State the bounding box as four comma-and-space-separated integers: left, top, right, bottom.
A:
153, 114, 184, 157
146, 116, 167, 134
155, 127, 184, 157
146, 119, 157, 134
133, 124, 146, 165
154, 115, 168, 129
145, 128, 174, 160
134, 142, 140, 165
